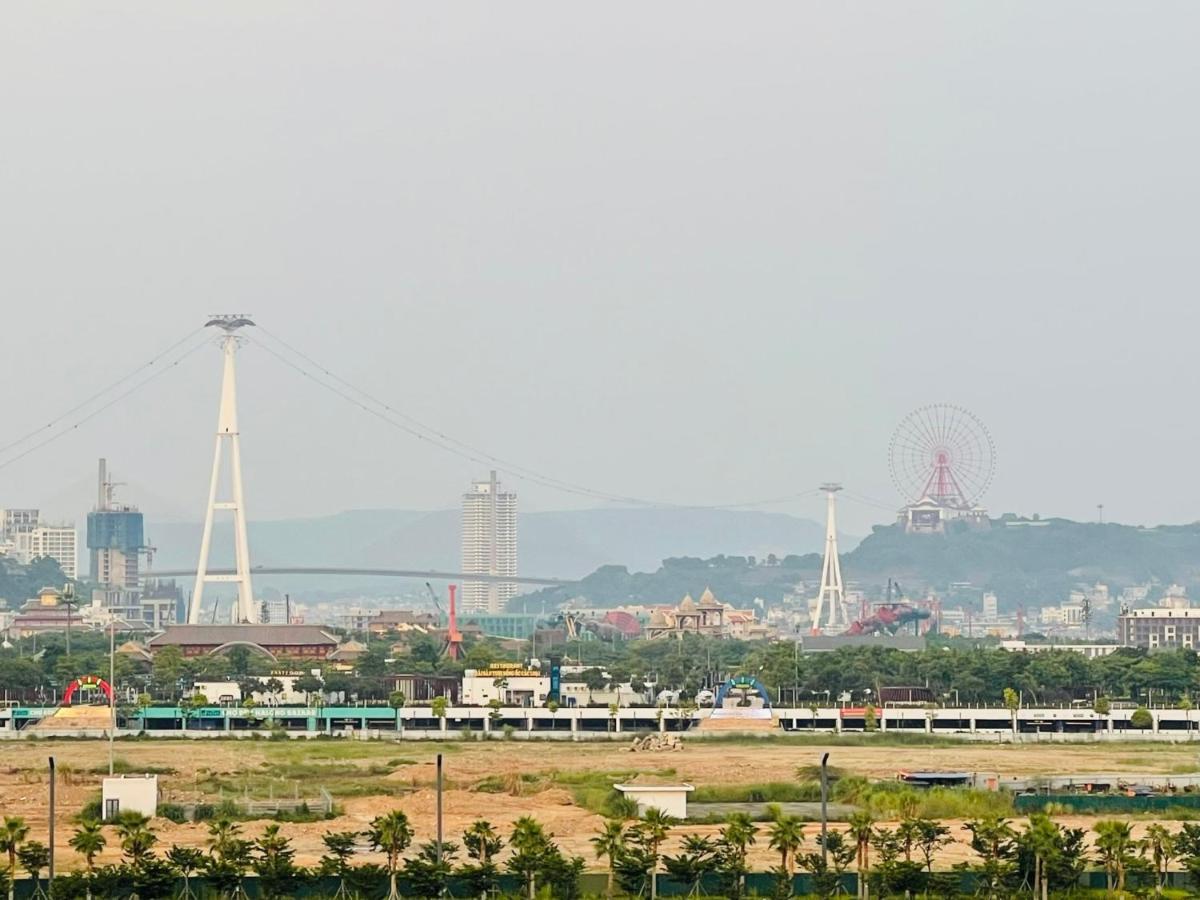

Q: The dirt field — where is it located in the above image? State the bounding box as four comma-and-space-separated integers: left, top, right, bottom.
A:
3, 736, 1197, 872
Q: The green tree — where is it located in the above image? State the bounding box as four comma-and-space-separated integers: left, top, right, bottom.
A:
847, 811, 875, 900
294, 673, 323, 702
368, 810, 414, 900
1094, 819, 1140, 894
460, 820, 503, 899
962, 817, 1018, 899
1130, 706, 1154, 731
16, 841, 49, 900
151, 645, 185, 699
68, 821, 106, 900
136, 692, 153, 732
431, 695, 449, 729
639, 807, 675, 900
508, 816, 556, 900
203, 818, 253, 900
767, 814, 805, 877
1144, 823, 1174, 896
388, 690, 406, 735
166, 846, 205, 900
253, 823, 301, 899
714, 813, 758, 899
117, 817, 156, 867
402, 840, 458, 898
318, 831, 359, 899
1003, 687, 1020, 733
663, 834, 717, 899
0, 815, 29, 900
798, 831, 856, 899
591, 819, 626, 899
582, 667, 608, 704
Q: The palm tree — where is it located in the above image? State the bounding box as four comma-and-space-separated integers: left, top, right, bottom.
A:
641, 807, 676, 900
462, 819, 503, 899
719, 812, 759, 899
0, 817, 29, 900
369, 810, 414, 900
847, 811, 875, 899
69, 822, 106, 900
1023, 814, 1058, 900
509, 816, 551, 900
117, 816, 157, 867
1144, 823, 1175, 896
591, 819, 626, 899
1094, 819, 1136, 894
769, 814, 805, 877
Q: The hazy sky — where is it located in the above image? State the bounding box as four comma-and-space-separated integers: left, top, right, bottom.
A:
2, 3, 1199, 537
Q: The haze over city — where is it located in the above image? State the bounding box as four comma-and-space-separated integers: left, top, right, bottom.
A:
4, 3, 1200, 538
12, 8, 1200, 899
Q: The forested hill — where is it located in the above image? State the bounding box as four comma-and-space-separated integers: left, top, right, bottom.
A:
516, 517, 1200, 611
0, 556, 69, 609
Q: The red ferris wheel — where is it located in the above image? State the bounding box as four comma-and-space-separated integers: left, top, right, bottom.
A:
889, 404, 996, 508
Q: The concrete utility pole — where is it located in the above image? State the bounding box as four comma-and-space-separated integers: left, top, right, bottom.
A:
190, 316, 257, 624
812, 484, 846, 634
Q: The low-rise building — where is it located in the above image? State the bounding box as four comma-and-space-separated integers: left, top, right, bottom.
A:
1119, 608, 1200, 650
102, 775, 158, 820
461, 663, 550, 706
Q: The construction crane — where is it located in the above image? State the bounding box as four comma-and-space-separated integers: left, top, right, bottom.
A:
424, 582, 446, 626
425, 582, 463, 660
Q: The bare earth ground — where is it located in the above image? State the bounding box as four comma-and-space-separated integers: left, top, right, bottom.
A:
3, 737, 1198, 872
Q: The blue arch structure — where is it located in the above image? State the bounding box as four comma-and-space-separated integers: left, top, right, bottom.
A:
715, 675, 772, 709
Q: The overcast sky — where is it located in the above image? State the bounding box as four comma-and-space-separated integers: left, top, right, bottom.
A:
2, 3, 1198, 536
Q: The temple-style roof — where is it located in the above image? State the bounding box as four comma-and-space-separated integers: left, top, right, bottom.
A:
678, 594, 697, 612
697, 588, 722, 608
147, 624, 339, 648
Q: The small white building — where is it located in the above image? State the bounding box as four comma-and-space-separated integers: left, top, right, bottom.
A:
462, 666, 550, 706
102, 775, 158, 820
614, 783, 695, 820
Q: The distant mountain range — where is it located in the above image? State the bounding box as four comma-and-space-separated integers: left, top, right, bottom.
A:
146, 507, 854, 597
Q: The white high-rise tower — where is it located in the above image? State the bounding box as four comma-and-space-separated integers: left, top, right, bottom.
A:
461, 471, 517, 614
811, 482, 846, 634
188, 316, 256, 624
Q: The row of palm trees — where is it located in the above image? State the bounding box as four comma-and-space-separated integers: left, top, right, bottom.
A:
5, 806, 1200, 898
0, 809, 583, 900
589, 807, 1200, 899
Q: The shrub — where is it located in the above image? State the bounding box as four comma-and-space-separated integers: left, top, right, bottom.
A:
192, 803, 216, 822
158, 803, 187, 824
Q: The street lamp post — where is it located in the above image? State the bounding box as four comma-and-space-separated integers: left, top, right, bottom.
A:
109, 616, 116, 776
820, 752, 830, 865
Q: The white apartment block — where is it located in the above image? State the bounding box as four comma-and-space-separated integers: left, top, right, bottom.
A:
15, 525, 78, 580
460, 471, 517, 614
0, 508, 39, 540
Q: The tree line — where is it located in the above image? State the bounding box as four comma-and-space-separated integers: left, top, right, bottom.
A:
7, 803, 1200, 898
6, 627, 1200, 711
